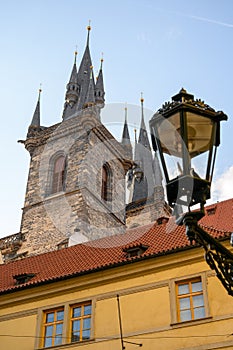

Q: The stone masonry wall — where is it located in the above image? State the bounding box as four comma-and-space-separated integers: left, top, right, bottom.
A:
19, 108, 129, 257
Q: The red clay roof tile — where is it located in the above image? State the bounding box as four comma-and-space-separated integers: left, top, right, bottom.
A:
0, 199, 232, 294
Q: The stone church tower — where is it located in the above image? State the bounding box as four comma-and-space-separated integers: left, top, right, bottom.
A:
16, 26, 132, 258
0, 26, 169, 262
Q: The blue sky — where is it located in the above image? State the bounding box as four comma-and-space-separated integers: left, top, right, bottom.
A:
1, 0, 233, 237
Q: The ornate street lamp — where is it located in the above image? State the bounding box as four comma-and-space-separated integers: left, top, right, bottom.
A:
150, 88, 233, 296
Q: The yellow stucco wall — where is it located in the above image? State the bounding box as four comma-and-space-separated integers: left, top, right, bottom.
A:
0, 248, 233, 350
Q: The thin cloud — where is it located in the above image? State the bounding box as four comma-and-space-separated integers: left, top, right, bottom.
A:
173, 10, 233, 28
189, 14, 233, 28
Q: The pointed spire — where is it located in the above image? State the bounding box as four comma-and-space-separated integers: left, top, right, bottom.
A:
121, 105, 132, 159
95, 55, 105, 108
84, 65, 96, 108
30, 87, 41, 128
121, 105, 131, 143
62, 51, 79, 120
67, 51, 78, 91
138, 93, 151, 150
69, 50, 78, 82
75, 25, 93, 111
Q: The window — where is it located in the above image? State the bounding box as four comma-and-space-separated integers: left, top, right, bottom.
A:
51, 155, 66, 194
40, 301, 92, 348
101, 163, 112, 201
176, 278, 205, 322
70, 302, 92, 343
42, 308, 64, 348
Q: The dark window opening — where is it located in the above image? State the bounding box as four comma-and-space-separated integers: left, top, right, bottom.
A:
206, 207, 216, 216
52, 156, 66, 194
101, 164, 112, 202
123, 244, 148, 258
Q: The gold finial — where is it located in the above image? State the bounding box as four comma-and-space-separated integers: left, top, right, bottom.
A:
101, 52, 104, 63
90, 65, 93, 70
124, 103, 127, 121
87, 19, 91, 31
74, 48, 78, 64
38, 84, 42, 101
140, 92, 144, 103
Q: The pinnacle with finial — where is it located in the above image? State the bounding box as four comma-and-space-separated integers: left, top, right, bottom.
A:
74, 49, 78, 64
86, 20, 91, 46
125, 103, 127, 122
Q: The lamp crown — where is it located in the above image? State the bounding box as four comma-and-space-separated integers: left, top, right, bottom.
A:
172, 88, 194, 103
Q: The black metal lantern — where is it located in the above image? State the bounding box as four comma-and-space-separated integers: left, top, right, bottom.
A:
150, 88, 227, 209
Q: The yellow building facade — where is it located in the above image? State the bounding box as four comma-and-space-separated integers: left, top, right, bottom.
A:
1, 216, 233, 350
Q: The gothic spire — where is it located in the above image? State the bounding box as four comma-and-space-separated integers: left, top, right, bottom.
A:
62, 51, 79, 120
76, 24, 94, 110
84, 65, 96, 108
30, 88, 41, 128
95, 56, 105, 108
138, 93, 151, 150
121, 106, 132, 159
121, 106, 131, 144
27, 88, 42, 138
69, 50, 78, 83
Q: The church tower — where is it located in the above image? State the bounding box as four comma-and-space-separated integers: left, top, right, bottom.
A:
126, 95, 170, 227
15, 26, 131, 258
0, 26, 171, 263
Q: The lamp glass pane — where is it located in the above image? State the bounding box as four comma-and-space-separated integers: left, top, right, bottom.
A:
156, 113, 186, 180
157, 113, 182, 157
186, 112, 214, 158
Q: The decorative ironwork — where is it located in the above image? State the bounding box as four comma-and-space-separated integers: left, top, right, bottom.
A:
180, 211, 233, 296
157, 88, 216, 114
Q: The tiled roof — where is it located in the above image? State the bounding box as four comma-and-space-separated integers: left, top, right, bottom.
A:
0, 199, 232, 295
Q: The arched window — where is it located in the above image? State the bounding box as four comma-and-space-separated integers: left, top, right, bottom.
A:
51, 155, 66, 194
101, 164, 112, 201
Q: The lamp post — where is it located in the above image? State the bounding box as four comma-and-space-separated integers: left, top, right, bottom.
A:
150, 88, 233, 296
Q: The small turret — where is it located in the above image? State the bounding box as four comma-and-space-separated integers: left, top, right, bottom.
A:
65, 51, 79, 107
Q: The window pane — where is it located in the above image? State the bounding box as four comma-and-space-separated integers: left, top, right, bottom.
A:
46, 312, 54, 323
72, 332, 80, 342
56, 323, 63, 335
83, 317, 91, 329
192, 281, 202, 292
57, 310, 64, 321
82, 329, 90, 340
72, 320, 80, 331
45, 325, 53, 337
194, 307, 205, 319
193, 295, 204, 308
54, 336, 62, 346
44, 337, 52, 348
73, 307, 81, 318
178, 284, 189, 295
180, 309, 192, 322
179, 297, 190, 310
84, 304, 92, 315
